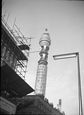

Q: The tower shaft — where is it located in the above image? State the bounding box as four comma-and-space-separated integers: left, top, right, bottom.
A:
35, 64, 47, 96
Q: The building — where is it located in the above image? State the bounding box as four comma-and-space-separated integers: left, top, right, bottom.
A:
1, 18, 34, 114
35, 29, 51, 98
16, 30, 64, 115
16, 95, 63, 115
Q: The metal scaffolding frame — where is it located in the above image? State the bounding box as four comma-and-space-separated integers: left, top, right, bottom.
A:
1, 18, 30, 79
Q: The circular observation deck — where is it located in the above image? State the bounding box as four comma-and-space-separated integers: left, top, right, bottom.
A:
39, 29, 51, 47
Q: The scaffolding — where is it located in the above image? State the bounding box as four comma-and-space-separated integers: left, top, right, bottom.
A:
1, 18, 31, 79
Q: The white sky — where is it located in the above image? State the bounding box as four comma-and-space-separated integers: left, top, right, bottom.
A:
2, 0, 84, 115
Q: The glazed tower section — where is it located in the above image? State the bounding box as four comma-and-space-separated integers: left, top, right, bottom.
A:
35, 29, 51, 97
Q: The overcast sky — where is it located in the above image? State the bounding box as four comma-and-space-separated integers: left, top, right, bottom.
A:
2, 0, 84, 115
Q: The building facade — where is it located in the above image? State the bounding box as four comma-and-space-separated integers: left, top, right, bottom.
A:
1, 18, 34, 114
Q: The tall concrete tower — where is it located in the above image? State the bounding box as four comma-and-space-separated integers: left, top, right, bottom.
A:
57, 99, 62, 112
35, 29, 51, 98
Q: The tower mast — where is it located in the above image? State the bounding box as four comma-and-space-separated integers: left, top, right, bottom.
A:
35, 29, 51, 98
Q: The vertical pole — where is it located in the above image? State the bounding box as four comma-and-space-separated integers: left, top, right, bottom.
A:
12, 18, 16, 31
76, 52, 83, 115
6, 12, 10, 23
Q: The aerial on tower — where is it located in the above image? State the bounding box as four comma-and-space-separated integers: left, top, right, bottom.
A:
35, 29, 51, 98
57, 99, 62, 112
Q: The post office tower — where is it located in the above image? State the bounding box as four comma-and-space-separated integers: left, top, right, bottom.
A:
35, 29, 51, 98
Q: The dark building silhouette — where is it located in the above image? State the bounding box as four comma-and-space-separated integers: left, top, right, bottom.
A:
16, 95, 64, 115
0, 18, 34, 114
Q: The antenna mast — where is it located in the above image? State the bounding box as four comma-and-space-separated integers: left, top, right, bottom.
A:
57, 99, 62, 112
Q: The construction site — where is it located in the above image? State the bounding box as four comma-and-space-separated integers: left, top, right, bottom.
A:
1, 16, 34, 114
1, 17, 31, 79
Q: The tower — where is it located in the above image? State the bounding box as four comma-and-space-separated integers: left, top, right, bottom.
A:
57, 99, 62, 112
35, 29, 51, 98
